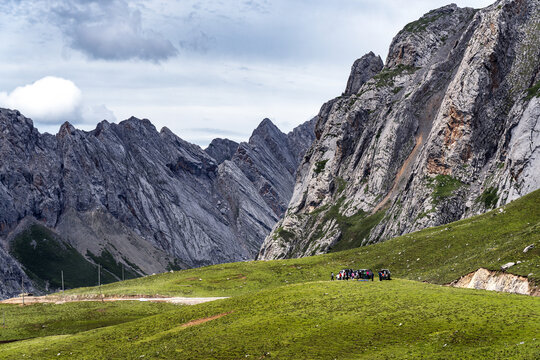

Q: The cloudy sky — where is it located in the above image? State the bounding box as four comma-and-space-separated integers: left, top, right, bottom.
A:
0, 0, 494, 146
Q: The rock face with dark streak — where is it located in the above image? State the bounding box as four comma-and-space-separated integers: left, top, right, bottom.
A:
260, 0, 540, 260
0, 110, 315, 298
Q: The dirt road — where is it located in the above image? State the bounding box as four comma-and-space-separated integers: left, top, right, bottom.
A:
0, 295, 228, 305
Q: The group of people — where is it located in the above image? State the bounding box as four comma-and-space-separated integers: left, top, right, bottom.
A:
331, 269, 391, 281
331, 269, 374, 281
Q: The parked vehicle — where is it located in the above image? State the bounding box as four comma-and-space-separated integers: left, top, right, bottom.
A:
357, 269, 374, 281
379, 269, 391, 281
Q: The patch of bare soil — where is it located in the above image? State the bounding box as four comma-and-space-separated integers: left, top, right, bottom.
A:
180, 311, 233, 328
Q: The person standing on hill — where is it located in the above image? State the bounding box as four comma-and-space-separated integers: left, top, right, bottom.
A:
331, 272, 334, 281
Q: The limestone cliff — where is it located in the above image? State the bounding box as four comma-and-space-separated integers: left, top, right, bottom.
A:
259, 0, 540, 259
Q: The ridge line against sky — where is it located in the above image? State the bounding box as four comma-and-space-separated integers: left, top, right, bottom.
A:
0, 0, 494, 147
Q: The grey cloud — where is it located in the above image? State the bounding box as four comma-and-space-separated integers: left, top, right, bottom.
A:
50, 0, 177, 61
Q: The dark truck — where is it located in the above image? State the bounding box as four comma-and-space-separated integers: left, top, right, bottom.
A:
379, 269, 391, 281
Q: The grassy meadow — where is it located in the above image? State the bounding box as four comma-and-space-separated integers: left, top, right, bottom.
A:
1, 281, 539, 359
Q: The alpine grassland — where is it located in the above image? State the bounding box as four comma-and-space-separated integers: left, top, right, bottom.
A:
1, 281, 538, 359
0, 189, 538, 359
0, 302, 177, 344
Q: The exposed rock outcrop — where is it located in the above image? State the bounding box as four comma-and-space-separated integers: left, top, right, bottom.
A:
260, 0, 540, 260
0, 110, 315, 298
344, 52, 384, 95
452, 268, 538, 296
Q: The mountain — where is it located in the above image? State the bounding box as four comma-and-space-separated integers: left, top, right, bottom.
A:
259, 0, 540, 259
0, 111, 315, 298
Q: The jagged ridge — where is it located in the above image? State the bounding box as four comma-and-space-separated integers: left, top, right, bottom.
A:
0, 111, 315, 298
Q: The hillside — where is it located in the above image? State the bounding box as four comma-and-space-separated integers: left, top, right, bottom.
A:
260, 0, 540, 259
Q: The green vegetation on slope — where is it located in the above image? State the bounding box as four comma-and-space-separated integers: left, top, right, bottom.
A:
63, 189, 540, 298
1, 190, 539, 359
10, 225, 117, 290
525, 80, 540, 100
372, 64, 419, 88
403, 11, 444, 33
2, 281, 538, 359
313, 159, 328, 174
427, 174, 465, 204
324, 199, 387, 252
273, 227, 295, 243
87, 249, 138, 280
476, 187, 499, 209
0, 302, 177, 343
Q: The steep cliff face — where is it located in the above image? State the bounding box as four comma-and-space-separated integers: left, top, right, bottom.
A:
0, 110, 315, 298
260, 0, 540, 260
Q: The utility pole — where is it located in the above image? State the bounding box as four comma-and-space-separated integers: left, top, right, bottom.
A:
122, 264, 124, 281
98, 264, 103, 302
61, 270, 65, 295
21, 278, 25, 306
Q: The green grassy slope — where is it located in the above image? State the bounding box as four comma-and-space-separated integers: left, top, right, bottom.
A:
1, 281, 539, 359
10, 225, 118, 289
65, 189, 540, 298
0, 302, 178, 343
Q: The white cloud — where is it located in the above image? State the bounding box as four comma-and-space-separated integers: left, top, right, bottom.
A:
0, 76, 81, 123
0, 76, 116, 127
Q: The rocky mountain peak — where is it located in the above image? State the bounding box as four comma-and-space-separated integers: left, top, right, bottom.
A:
94, 119, 110, 131
250, 118, 284, 145
57, 121, 76, 137
344, 52, 384, 95
118, 116, 157, 132
205, 138, 239, 165
0, 108, 36, 140
386, 4, 476, 68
